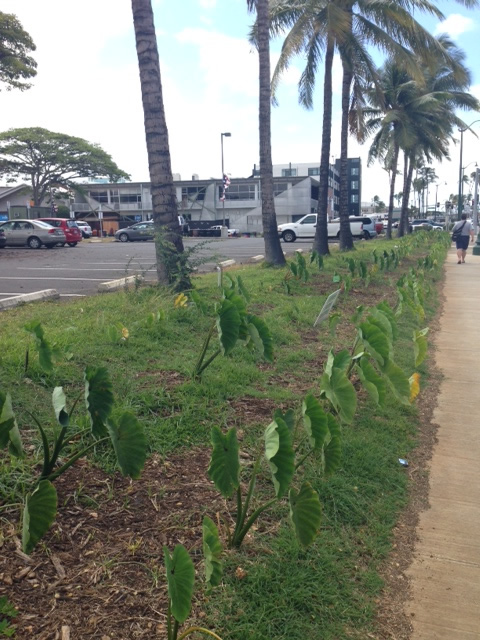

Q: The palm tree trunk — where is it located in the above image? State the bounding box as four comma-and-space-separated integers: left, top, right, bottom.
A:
339, 55, 354, 251
398, 152, 413, 237
131, 0, 186, 286
386, 141, 400, 240
312, 36, 334, 257
256, 0, 286, 266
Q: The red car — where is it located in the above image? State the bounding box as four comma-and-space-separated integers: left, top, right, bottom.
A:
375, 221, 384, 234
37, 218, 82, 247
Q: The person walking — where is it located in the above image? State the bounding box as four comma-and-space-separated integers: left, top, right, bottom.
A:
452, 213, 475, 263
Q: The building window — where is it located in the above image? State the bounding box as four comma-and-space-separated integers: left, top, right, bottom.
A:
281, 168, 297, 177
89, 190, 108, 203
181, 186, 206, 202
351, 195, 359, 203
273, 182, 289, 197
351, 181, 359, 190
120, 193, 142, 204
308, 167, 320, 176
351, 167, 359, 176
110, 189, 119, 204
220, 183, 256, 200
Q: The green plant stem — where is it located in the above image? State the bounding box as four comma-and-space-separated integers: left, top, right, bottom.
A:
295, 448, 314, 471
177, 627, 224, 640
193, 322, 216, 376
26, 411, 50, 477
346, 335, 360, 378
195, 349, 221, 377
167, 602, 172, 640
173, 620, 179, 640
231, 486, 243, 544
48, 425, 68, 475
44, 437, 109, 482
234, 497, 278, 548
232, 455, 261, 547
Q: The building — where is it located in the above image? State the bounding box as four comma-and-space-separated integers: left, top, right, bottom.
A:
0, 158, 361, 234
335, 157, 361, 217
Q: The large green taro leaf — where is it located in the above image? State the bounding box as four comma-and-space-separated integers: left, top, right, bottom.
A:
413, 328, 429, 367
164, 545, 195, 624
216, 299, 241, 356
208, 427, 240, 498
376, 302, 398, 339
246, 315, 274, 362
52, 387, 69, 427
202, 516, 223, 588
106, 412, 147, 479
22, 480, 57, 554
274, 408, 295, 433
380, 359, 410, 405
264, 418, 295, 498
85, 366, 114, 437
289, 482, 322, 547
0, 391, 23, 458
24, 320, 53, 372
302, 395, 328, 450
356, 357, 386, 407
359, 321, 390, 365
320, 367, 357, 424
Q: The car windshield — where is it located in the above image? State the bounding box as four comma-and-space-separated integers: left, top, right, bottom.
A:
33, 221, 55, 228
67, 221, 79, 228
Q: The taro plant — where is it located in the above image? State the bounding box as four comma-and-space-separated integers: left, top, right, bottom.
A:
207, 394, 341, 549
192, 278, 273, 378
164, 516, 224, 640
0, 366, 147, 554
24, 320, 58, 374
0, 596, 17, 638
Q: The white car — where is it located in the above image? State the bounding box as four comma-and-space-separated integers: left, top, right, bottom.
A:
209, 225, 239, 237
278, 214, 363, 242
76, 221, 92, 238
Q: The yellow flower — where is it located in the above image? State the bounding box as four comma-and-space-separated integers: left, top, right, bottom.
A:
174, 293, 188, 308
409, 373, 420, 403
121, 327, 129, 340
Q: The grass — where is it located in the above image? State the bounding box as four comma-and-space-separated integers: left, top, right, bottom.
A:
0, 232, 449, 639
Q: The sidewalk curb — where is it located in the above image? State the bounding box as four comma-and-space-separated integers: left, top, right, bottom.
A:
0, 289, 60, 311
98, 275, 143, 292
250, 255, 264, 262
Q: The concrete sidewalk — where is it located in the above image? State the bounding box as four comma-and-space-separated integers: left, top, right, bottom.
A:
406, 247, 480, 638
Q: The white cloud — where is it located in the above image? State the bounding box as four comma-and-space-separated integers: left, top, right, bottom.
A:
434, 14, 475, 38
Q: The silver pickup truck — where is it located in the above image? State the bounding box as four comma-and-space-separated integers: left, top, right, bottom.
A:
278, 214, 363, 243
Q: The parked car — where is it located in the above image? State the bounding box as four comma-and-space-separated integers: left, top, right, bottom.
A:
0, 219, 66, 249
278, 214, 363, 243
0, 228, 6, 249
37, 218, 82, 246
76, 221, 93, 238
209, 225, 240, 237
412, 219, 444, 230
337, 216, 377, 239
115, 221, 155, 242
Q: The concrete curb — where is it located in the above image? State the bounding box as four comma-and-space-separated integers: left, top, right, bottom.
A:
217, 259, 236, 268
98, 275, 143, 292
250, 255, 264, 262
0, 289, 60, 311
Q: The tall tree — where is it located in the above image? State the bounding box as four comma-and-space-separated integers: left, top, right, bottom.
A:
0, 127, 129, 205
248, 0, 285, 266
131, 0, 187, 288
0, 11, 37, 92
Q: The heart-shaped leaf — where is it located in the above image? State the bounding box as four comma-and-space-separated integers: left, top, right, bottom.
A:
247, 315, 274, 362
0, 391, 23, 458
265, 418, 295, 498
106, 412, 147, 479
22, 480, 57, 554
356, 357, 386, 407
203, 516, 223, 588
409, 373, 421, 402
320, 367, 357, 424
380, 359, 410, 405
413, 328, 429, 367
302, 395, 328, 450
274, 408, 295, 433
216, 299, 241, 356
52, 387, 69, 427
85, 366, 114, 437
289, 482, 322, 547
164, 545, 195, 624
208, 427, 240, 498
359, 321, 390, 366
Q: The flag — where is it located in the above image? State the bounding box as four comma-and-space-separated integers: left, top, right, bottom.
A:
221, 173, 231, 201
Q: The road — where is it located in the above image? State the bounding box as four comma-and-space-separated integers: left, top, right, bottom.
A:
0, 237, 318, 300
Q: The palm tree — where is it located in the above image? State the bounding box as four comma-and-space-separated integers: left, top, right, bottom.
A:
131, 0, 187, 287
248, 0, 286, 266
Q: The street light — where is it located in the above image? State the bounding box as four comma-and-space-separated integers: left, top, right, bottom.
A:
220, 132, 231, 237
457, 120, 480, 218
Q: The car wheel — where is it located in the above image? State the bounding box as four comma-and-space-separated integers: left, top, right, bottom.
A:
363, 231, 371, 239
282, 230, 296, 243
27, 236, 42, 249
119, 233, 129, 243
67, 242, 78, 247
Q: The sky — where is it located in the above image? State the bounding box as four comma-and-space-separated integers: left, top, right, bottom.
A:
1, 0, 480, 208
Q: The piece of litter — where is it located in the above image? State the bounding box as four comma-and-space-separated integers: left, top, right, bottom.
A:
398, 458, 409, 467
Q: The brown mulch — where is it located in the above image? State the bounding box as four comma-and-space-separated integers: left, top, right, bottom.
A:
0, 450, 224, 640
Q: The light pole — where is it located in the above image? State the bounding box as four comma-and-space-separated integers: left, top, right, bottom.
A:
220, 132, 231, 237
472, 167, 480, 255
458, 119, 480, 218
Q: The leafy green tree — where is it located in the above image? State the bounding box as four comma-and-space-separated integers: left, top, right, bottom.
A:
248, 0, 286, 266
131, 0, 187, 287
0, 11, 37, 91
0, 127, 129, 206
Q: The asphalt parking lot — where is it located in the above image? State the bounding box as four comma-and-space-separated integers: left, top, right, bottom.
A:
0, 237, 320, 300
